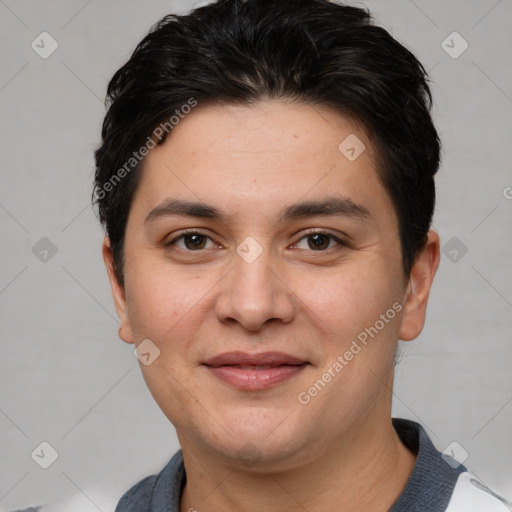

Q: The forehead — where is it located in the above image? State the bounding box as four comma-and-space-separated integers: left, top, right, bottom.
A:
130, 100, 395, 226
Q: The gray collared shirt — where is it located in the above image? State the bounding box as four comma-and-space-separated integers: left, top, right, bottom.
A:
113, 418, 503, 512
13, 418, 509, 512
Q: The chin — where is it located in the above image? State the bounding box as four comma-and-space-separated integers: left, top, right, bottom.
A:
201, 414, 308, 469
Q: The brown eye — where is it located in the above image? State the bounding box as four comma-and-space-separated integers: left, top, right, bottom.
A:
166, 232, 215, 251
293, 231, 346, 252
307, 233, 331, 250
183, 234, 207, 250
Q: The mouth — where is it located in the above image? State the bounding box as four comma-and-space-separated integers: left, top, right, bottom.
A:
202, 351, 310, 390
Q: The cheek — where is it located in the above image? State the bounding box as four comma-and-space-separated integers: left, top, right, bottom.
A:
124, 263, 210, 423
294, 267, 402, 416
124, 258, 208, 344
296, 264, 398, 338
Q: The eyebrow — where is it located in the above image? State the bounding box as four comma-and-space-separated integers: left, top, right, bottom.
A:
144, 196, 372, 225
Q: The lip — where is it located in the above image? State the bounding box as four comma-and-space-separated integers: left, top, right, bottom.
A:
203, 351, 307, 367
203, 351, 310, 390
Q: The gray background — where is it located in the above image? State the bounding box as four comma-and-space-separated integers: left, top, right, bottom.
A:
1, 0, 511, 510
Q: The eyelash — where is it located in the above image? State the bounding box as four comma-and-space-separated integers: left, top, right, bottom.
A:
165, 229, 347, 252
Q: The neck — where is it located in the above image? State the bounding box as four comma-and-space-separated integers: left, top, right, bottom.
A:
179, 418, 416, 512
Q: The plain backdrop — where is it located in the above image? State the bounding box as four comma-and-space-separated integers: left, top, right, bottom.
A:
1, 0, 511, 510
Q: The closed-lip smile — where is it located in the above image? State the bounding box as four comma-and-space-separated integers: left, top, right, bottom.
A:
202, 351, 310, 390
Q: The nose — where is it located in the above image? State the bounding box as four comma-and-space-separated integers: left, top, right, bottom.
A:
214, 244, 295, 332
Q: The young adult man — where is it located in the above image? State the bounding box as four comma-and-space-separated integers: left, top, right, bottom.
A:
94, 1, 510, 510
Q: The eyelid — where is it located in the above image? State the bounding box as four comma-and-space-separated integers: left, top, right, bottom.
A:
164, 228, 348, 251
165, 229, 219, 248
292, 229, 348, 250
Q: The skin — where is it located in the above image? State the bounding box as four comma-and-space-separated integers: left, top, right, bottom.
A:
103, 100, 440, 512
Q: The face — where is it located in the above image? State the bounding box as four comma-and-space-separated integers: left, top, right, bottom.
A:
104, 100, 439, 471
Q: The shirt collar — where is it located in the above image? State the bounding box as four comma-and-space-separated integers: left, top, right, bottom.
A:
149, 418, 465, 511
389, 418, 466, 511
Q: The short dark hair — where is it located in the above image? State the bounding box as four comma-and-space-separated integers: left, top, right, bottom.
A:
93, 0, 440, 286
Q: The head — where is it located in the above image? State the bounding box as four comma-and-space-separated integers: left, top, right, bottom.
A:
94, 0, 440, 470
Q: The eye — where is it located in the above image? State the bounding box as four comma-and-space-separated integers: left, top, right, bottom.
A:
294, 231, 345, 251
166, 231, 216, 251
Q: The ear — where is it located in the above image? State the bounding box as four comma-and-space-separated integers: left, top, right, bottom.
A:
399, 229, 440, 341
102, 237, 134, 344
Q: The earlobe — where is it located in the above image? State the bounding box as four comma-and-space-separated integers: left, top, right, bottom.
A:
102, 237, 134, 344
399, 229, 440, 342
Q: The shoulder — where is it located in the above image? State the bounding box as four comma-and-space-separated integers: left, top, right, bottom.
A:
390, 419, 511, 512
446, 472, 511, 512
114, 474, 158, 512
114, 450, 185, 512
